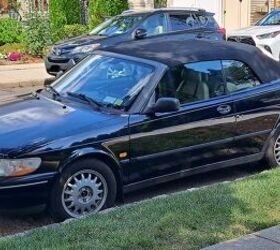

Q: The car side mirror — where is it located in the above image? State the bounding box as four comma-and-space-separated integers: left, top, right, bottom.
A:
134, 28, 147, 40
146, 97, 180, 114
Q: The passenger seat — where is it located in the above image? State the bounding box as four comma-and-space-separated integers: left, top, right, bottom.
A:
176, 68, 210, 103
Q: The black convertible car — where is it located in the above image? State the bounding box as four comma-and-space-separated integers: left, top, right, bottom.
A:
1, 39, 280, 220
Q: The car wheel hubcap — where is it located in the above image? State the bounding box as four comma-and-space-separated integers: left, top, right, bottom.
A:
274, 135, 280, 165
62, 170, 108, 218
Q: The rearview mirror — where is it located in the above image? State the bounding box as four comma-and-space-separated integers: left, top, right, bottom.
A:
134, 29, 147, 40
146, 97, 180, 114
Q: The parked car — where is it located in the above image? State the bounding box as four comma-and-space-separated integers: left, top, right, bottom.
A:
1, 38, 280, 220
228, 9, 280, 61
45, 8, 225, 76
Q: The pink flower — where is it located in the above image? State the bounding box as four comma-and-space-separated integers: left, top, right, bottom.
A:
8, 52, 22, 61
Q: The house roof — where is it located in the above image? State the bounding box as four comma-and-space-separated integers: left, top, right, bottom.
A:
100, 38, 280, 83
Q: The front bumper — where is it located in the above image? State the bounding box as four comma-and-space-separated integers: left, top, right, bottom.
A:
0, 172, 57, 209
45, 54, 86, 76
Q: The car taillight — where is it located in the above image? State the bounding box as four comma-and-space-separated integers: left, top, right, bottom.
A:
217, 27, 226, 34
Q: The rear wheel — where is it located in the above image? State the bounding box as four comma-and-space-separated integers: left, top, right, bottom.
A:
49, 159, 117, 221
264, 130, 280, 169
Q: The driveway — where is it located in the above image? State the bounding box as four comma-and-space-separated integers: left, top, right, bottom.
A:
0, 87, 266, 237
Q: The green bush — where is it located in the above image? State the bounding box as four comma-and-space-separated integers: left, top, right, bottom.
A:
49, 0, 81, 42
64, 0, 81, 24
0, 18, 24, 45
89, 0, 128, 28
0, 43, 28, 54
63, 24, 89, 38
49, 0, 67, 42
25, 12, 52, 57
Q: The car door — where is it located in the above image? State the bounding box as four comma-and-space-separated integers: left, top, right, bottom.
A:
222, 60, 280, 158
126, 60, 237, 185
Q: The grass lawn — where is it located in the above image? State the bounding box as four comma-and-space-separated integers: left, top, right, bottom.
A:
1, 168, 280, 250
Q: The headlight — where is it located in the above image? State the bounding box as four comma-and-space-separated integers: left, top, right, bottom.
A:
257, 31, 280, 39
0, 158, 42, 177
71, 44, 100, 54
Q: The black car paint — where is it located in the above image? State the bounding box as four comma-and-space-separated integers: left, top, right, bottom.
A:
2, 44, 280, 209
45, 9, 224, 75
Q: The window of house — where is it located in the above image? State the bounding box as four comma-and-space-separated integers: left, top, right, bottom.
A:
222, 60, 261, 93
156, 61, 225, 105
139, 13, 168, 37
169, 13, 200, 31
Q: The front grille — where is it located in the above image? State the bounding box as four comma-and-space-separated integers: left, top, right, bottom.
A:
228, 36, 256, 46
48, 57, 70, 64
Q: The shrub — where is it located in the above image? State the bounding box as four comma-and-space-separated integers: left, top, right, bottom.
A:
0, 43, 28, 55
49, 0, 67, 42
25, 12, 52, 57
89, 0, 128, 28
0, 18, 23, 45
63, 24, 89, 38
49, 0, 81, 42
64, 0, 81, 24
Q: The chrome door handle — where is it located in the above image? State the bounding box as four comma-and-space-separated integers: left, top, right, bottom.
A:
217, 105, 232, 115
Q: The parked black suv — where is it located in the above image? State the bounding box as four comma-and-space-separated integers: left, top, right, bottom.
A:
45, 8, 225, 75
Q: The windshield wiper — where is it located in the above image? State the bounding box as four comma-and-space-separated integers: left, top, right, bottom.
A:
46, 85, 60, 99
67, 92, 102, 109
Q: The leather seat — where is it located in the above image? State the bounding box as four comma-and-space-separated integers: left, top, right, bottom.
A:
176, 68, 210, 103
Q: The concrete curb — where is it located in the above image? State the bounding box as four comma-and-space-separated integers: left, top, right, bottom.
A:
0, 80, 46, 89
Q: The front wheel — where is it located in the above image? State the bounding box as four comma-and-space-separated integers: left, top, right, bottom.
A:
264, 130, 280, 169
49, 159, 117, 221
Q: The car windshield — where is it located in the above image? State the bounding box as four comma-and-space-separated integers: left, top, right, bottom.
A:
257, 11, 280, 26
52, 55, 154, 110
89, 15, 144, 36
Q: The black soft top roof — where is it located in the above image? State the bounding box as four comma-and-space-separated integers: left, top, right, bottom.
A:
100, 38, 280, 83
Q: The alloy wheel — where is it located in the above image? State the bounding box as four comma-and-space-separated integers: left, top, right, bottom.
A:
61, 169, 108, 218
274, 134, 280, 165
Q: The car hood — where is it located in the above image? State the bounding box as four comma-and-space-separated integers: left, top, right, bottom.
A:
228, 25, 280, 36
55, 34, 108, 49
0, 94, 128, 157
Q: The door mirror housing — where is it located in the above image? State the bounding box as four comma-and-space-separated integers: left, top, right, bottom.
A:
134, 28, 147, 39
146, 97, 180, 114
55, 70, 64, 79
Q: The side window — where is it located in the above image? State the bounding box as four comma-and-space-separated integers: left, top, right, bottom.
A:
222, 60, 261, 93
156, 61, 225, 105
169, 13, 199, 31
140, 14, 168, 37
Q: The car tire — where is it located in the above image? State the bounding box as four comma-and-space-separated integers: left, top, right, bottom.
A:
264, 130, 280, 169
49, 158, 117, 221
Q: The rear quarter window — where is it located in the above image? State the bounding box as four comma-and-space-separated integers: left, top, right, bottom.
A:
195, 14, 219, 29
169, 13, 200, 31
222, 60, 261, 94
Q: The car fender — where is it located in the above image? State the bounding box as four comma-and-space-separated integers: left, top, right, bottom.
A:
59, 147, 124, 201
